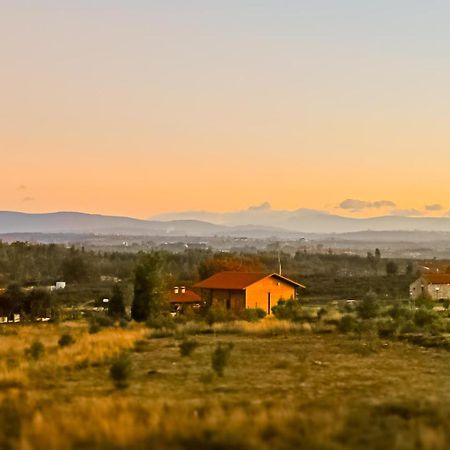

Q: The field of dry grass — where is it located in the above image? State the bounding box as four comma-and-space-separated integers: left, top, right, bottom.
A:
1, 319, 450, 450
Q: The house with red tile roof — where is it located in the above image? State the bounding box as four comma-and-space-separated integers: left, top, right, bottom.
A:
168, 286, 203, 312
410, 274, 450, 300
193, 272, 305, 315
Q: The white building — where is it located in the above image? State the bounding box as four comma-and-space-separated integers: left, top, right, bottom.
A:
410, 274, 450, 300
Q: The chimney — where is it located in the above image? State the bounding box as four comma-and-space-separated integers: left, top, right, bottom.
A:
174, 286, 179, 294
181, 286, 186, 294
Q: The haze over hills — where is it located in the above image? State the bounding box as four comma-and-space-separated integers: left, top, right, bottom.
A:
3, 207, 450, 238
151, 203, 450, 234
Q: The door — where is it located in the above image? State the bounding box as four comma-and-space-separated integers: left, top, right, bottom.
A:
267, 292, 271, 315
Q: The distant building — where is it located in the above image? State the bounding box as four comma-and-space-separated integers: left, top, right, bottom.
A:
168, 286, 203, 312
193, 272, 305, 315
55, 282, 66, 290
410, 274, 450, 300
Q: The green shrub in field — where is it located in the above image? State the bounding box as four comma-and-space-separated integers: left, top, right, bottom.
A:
25, 340, 45, 361
240, 308, 266, 322
110, 353, 132, 389
377, 319, 399, 339
58, 333, 75, 348
272, 300, 312, 323
415, 292, 434, 309
414, 308, 438, 328
387, 303, 413, 321
179, 338, 199, 357
88, 314, 115, 334
338, 315, 360, 333
211, 342, 234, 377
399, 319, 417, 334
357, 291, 380, 319
205, 304, 233, 325
146, 315, 177, 330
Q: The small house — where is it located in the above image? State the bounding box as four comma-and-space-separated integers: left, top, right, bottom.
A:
410, 274, 450, 300
193, 272, 305, 315
168, 286, 203, 313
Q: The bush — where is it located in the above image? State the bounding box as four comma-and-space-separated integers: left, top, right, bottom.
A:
338, 315, 360, 333
377, 319, 399, 339
146, 315, 177, 330
415, 293, 434, 309
387, 303, 413, 321
88, 314, 114, 334
414, 308, 438, 328
357, 291, 380, 319
88, 323, 101, 334
58, 333, 75, 348
240, 308, 267, 322
25, 340, 45, 361
272, 300, 312, 323
179, 338, 199, 357
110, 353, 132, 389
205, 304, 233, 325
211, 342, 234, 377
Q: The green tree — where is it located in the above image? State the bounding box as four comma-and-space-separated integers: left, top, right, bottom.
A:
386, 261, 399, 276
131, 253, 165, 322
108, 284, 126, 318
357, 290, 380, 319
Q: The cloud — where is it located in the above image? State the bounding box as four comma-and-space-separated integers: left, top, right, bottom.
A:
17, 185, 27, 191
338, 199, 396, 211
425, 204, 443, 211
390, 208, 423, 217
248, 202, 272, 211
22, 197, 35, 202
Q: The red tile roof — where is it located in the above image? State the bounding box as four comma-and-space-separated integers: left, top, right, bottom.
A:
167, 289, 202, 303
422, 274, 450, 285
193, 272, 305, 290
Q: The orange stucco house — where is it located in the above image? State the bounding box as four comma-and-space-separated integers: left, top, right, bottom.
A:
193, 272, 305, 315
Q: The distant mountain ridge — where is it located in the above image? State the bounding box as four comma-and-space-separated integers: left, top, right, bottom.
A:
3, 209, 450, 237
152, 204, 450, 234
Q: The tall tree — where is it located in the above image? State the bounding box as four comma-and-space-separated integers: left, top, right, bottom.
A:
108, 284, 126, 318
131, 253, 165, 322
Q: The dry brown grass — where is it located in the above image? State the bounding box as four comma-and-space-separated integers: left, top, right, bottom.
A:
1, 322, 450, 450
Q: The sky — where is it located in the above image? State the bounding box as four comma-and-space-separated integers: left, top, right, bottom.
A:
1, 0, 450, 218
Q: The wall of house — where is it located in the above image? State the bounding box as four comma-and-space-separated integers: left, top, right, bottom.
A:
201, 289, 245, 312
245, 277, 296, 315
410, 278, 450, 300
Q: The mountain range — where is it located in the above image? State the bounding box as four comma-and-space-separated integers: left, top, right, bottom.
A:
2, 207, 450, 238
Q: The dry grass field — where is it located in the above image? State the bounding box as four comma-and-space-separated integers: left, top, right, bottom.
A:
1, 319, 450, 450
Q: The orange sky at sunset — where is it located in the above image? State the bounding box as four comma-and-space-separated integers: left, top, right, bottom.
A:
2, 1, 450, 219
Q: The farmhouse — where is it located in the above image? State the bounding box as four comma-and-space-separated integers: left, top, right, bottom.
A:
193, 272, 305, 315
168, 286, 203, 312
410, 274, 450, 300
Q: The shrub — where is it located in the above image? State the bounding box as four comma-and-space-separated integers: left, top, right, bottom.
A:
179, 338, 199, 357
205, 304, 233, 325
240, 308, 267, 322
338, 315, 360, 333
58, 333, 75, 348
357, 291, 380, 319
88, 322, 101, 334
25, 340, 45, 361
377, 319, 399, 339
211, 342, 234, 377
414, 308, 438, 328
387, 303, 413, 321
146, 315, 177, 330
110, 353, 132, 389
88, 314, 114, 334
272, 300, 312, 322
415, 293, 434, 309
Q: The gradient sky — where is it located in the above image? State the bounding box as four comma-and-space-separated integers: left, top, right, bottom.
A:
2, 0, 450, 218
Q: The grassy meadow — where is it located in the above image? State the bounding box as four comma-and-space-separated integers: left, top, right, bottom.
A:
1, 317, 450, 450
